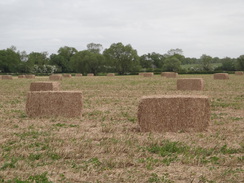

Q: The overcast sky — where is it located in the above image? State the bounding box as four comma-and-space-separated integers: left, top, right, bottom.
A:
0, 0, 244, 58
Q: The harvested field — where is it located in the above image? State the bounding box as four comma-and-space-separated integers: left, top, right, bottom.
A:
214, 73, 229, 79
0, 74, 243, 182
29, 81, 60, 91
177, 78, 204, 90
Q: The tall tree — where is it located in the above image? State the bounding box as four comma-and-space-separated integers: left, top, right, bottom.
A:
0, 48, 20, 73
200, 54, 212, 71
236, 55, 244, 70
221, 57, 236, 71
57, 46, 78, 72
163, 56, 181, 72
103, 42, 139, 75
87, 43, 103, 54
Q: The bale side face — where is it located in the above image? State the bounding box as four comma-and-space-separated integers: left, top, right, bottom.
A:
235, 71, 244, 75
213, 73, 229, 79
63, 74, 72, 78
2, 75, 13, 80
30, 82, 60, 91
87, 73, 94, 76
25, 75, 35, 79
49, 74, 62, 81
75, 74, 83, 77
26, 91, 83, 118
143, 73, 154, 77
138, 95, 210, 132
177, 78, 204, 91
161, 72, 178, 78
107, 73, 115, 76
18, 75, 26, 78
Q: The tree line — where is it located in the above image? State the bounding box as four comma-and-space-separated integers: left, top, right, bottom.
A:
0, 43, 243, 75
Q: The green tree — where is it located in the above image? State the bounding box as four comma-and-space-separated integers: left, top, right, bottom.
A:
163, 56, 181, 72
71, 50, 105, 75
56, 46, 78, 72
221, 57, 236, 71
87, 43, 103, 54
200, 54, 212, 71
0, 48, 20, 73
103, 42, 140, 75
27, 52, 49, 65
236, 55, 244, 70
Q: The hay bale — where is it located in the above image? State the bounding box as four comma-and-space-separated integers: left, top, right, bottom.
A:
63, 74, 72, 78
75, 74, 83, 77
49, 74, 62, 81
161, 72, 178, 78
177, 78, 204, 91
87, 73, 94, 76
2, 75, 13, 80
139, 73, 145, 76
213, 73, 229, 80
235, 71, 244, 75
30, 82, 60, 91
25, 75, 35, 79
107, 73, 115, 76
138, 95, 210, 132
18, 75, 26, 78
143, 73, 154, 77
26, 91, 83, 118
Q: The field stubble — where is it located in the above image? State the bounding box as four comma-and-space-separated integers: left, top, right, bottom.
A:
0, 75, 243, 182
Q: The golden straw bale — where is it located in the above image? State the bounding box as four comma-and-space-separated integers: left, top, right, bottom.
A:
63, 74, 72, 78
18, 75, 26, 78
213, 73, 229, 80
177, 78, 204, 91
75, 74, 83, 77
161, 72, 178, 78
30, 82, 60, 91
26, 91, 83, 118
25, 75, 35, 79
139, 73, 145, 76
87, 73, 94, 76
2, 75, 13, 80
107, 73, 115, 76
143, 73, 154, 77
138, 95, 210, 132
235, 71, 244, 75
49, 74, 62, 81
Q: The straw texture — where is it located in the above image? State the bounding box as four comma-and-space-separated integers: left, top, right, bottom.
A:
161, 72, 178, 78
143, 73, 154, 77
2, 75, 13, 80
30, 82, 60, 91
107, 73, 115, 76
75, 74, 83, 77
63, 74, 72, 78
25, 75, 35, 79
177, 78, 204, 91
26, 91, 83, 118
49, 74, 62, 81
18, 75, 26, 78
138, 95, 210, 132
213, 73, 229, 79
235, 71, 244, 75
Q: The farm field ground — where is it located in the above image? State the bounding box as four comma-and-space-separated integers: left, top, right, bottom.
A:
0, 74, 243, 183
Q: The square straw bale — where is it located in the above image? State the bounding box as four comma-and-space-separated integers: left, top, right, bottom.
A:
213, 73, 229, 79
49, 74, 62, 80
30, 81, 60, 91
177, 78, 204, 91
63, 74, 72, 78
138, 95, 210, 132
2, 75, 13, 80
26, 91, 83, 118
25, 74, 35, 79
87, 73, 94, 76
107, 73, 115, 76
75, 74, 83, 77
235, 71, 244, 75
18, 75, 26, 78
161, 72, 178, 78
143, 73, 154, 77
